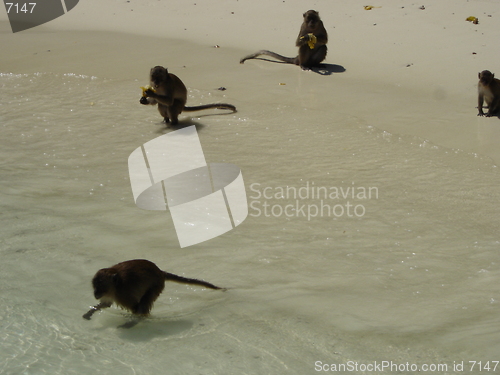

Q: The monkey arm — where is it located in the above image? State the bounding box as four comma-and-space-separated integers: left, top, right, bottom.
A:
296, 34, 310, 47
296, 32, 327, 47
315, 32, 328, 45
144, 89, 174, 106
477, 93, 485, 116
82, 301, 112, 320
140, 96, 157, 105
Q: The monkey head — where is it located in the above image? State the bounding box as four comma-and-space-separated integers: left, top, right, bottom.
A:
479, 70, 494, 85
150, 66, 169, 89
91, 268, 117, 300
303, 10, 320, 28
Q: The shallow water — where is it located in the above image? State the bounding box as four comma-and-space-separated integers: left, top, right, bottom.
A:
1, 65, 499, 375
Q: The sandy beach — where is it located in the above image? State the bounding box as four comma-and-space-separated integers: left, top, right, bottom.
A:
2, 0, 500, 161
1, 1, 500, 374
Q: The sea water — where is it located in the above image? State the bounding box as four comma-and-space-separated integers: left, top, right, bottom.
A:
1, 68, 499, 374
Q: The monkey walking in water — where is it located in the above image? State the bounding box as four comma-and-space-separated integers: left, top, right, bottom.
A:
140, 66, 236, 125
83, 259, 224, 324
240, 10, 328, 70
478, 70, 500, 117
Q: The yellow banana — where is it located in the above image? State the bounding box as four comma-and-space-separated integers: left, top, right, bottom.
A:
141, 85, 155, 97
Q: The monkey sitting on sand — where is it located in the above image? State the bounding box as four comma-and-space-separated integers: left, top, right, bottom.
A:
140, 66, 236, 125
477, 70, 500, 117
240, 10, 328, 70
83, 259, 224, 322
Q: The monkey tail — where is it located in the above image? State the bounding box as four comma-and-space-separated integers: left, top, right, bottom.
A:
240, 50, 298, 65
183, 103, 236, 112
163, 271, 224, 290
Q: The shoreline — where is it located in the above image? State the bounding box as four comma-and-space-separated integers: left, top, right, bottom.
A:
1, 1, 499, 164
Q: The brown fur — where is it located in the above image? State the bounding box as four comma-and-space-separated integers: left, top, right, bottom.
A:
240, 10, 328, 69
83, 259, 223, 320
140, 66, 236, 124
478, 70, 500, 117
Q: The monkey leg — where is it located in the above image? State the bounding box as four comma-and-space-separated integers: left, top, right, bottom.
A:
299, 44, 327, 69
488, 97, 500, 116
167, 99, 185, 125
297, 45, 313, 68
133, 284, 164, 316
310, 45, 327, 66
157, 104, 170, 123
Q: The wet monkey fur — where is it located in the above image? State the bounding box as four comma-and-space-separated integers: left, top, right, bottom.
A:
83, 259, 224, 320
477, 70, 500, 117
140, 66, 236, 124
240, 10, 328, 69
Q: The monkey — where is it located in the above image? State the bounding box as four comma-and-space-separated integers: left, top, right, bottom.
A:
140, 66, 236, 125
240, 10, 328, 70
478, 70, 500, 117
82, 259, 224, 322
